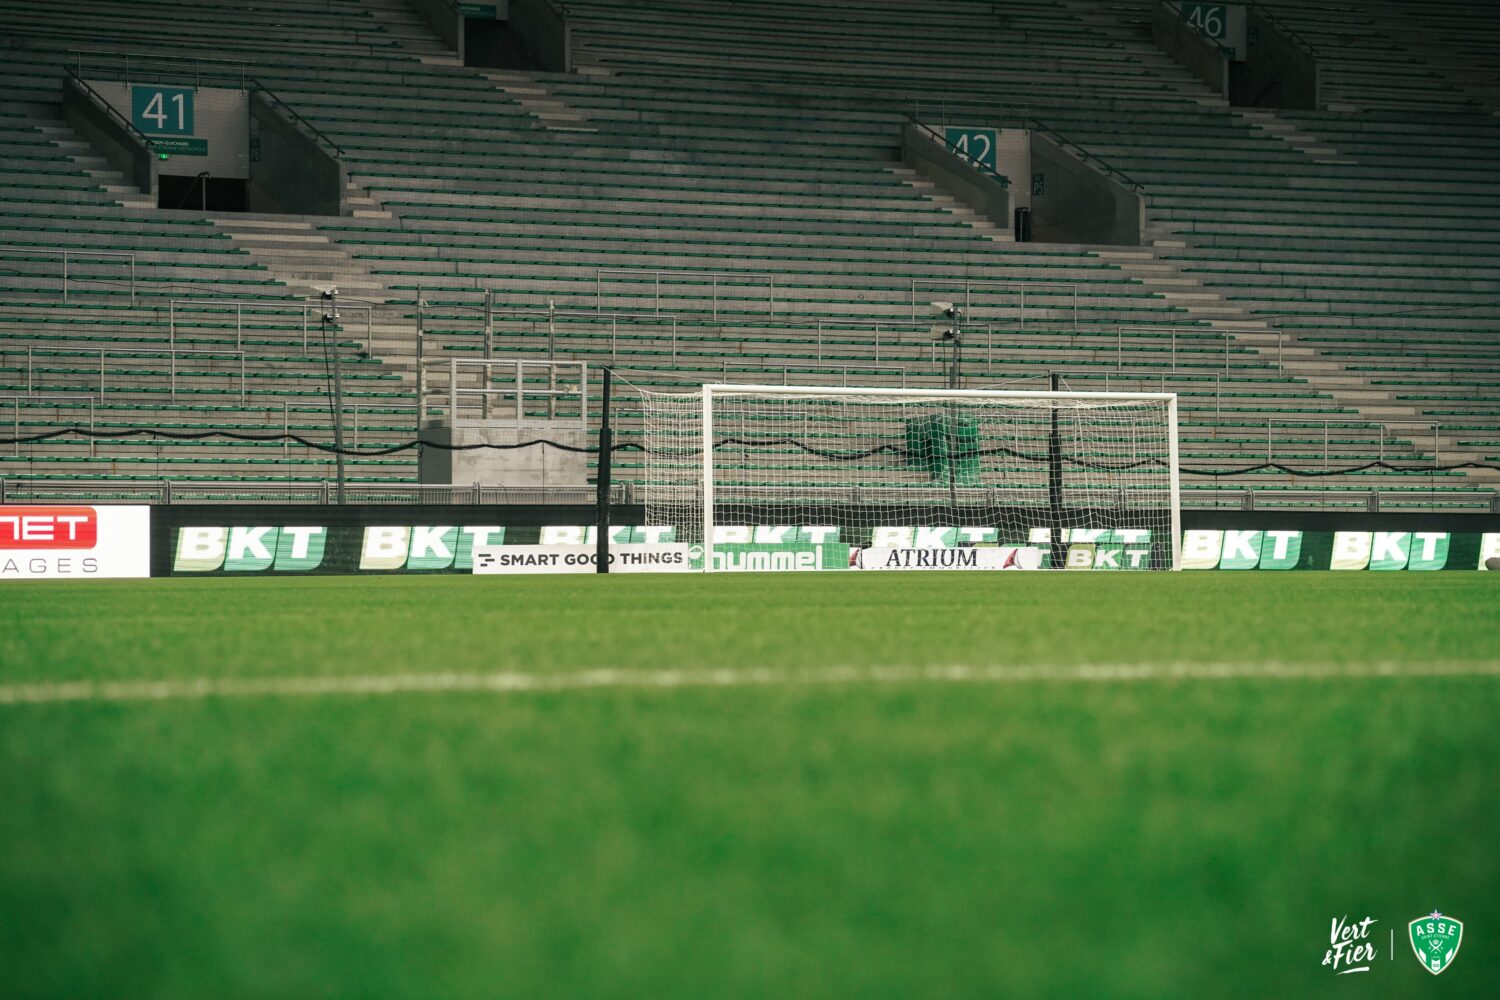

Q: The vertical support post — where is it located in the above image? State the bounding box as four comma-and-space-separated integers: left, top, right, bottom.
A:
701, 385, 715, 573
595, 366, 613, 574
1048, 371, 1064, 562
63, 252, 69, 302
1167, 394, 1182, 571
415, 290, 426, 437
484, 287, 494, 359
321, 289, 346, 505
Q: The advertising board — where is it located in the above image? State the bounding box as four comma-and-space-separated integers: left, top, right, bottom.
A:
0, 505, 150, 580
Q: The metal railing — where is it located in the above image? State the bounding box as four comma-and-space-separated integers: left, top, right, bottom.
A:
910, 278, 1079, 329
0, 478, 630, 506
2, 393, 97, 457
168, 298, 373, 351
1245, 0, 1319, 57
1027, 116, 1143, 192
709, 359, 920, 389
62, 66, 158, 162
1201, 487, 1493, 514
69, 47, 249, 89
905, 117, 1011, 187
420, 358, 588, 427
0, 245, 137, 305
1264, 418, 1440, 468
596, 267, 777, 321
1116, 325, 1283, 372
250, 79, 344, 158
3, 347, 249, 404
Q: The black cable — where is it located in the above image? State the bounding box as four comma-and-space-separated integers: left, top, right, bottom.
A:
2, 425, 1497, 476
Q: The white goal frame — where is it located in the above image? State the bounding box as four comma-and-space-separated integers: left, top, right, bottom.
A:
694, 384, 1181, 571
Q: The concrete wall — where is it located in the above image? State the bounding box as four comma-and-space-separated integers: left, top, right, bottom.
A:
1151, 1, 1228, 95
508, 0, 571, 73
900, 123, 1010, 229
1030, 132, 1143, 246
247, 90, 344, 216
407, 0, 465, 62
419, 423, 589, 486
89, 82, 249, 179
63, 77, 156, 194
1231, 8, 1320, 109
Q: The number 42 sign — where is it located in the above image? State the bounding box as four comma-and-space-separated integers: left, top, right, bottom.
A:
944, 128, 997, 173
131, 85, 194, 136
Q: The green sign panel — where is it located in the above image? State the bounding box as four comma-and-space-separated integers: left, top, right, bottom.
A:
151, 137, 208, 156
1181, 2, 1228, 40
460, 2, 501, 16
944, 127, 998, 173
131, 85, 195, 136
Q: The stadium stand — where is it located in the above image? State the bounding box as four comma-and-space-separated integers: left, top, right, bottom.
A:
0, 0, 1495, 509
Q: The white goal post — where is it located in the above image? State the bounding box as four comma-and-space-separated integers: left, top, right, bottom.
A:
638, 384, 1181, 571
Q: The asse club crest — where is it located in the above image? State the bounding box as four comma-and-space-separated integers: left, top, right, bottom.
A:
1409, 912, 1462, 975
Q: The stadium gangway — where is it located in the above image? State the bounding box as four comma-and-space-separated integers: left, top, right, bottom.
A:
2, 347, 249, 405
1116, 326, 1284, 372
0, 246, 136, 306
2, 393, 96, 457
167, 299, 374, 352
596, 268, 777, 322
909, 279, 1079, 330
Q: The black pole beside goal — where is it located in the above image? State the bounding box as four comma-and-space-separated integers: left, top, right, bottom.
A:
1048, 371, 1065, 562
595, 366, 613, 574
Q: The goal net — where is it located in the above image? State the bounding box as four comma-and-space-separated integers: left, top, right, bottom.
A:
637, 384, 1180, 570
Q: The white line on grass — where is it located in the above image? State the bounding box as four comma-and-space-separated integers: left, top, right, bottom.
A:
0, 661, 1496, 707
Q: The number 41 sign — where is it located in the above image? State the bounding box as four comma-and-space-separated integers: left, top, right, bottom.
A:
131, 86, 194, 136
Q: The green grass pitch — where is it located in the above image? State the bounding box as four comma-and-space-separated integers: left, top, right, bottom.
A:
1, 573, 1496, 998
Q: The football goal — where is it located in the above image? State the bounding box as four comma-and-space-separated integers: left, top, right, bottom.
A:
636, 384, 1180, 570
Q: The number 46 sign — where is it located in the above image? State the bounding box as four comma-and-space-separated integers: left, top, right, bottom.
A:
1181, 2, 1227, 40
131, 85, 194, 136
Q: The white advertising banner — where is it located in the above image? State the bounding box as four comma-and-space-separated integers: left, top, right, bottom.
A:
855, 546, 1042, 570
0, 505, 151, 580
472, 544, 694, 575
